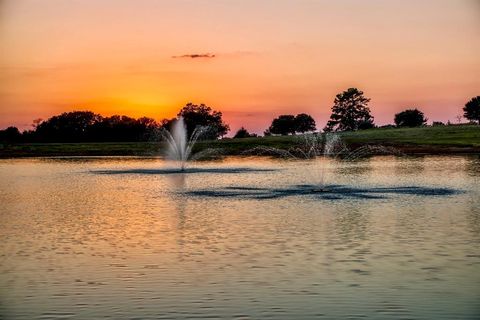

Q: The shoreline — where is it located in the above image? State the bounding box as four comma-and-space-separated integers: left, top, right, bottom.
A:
1, 143, 479, 159
1, 125, 479, 158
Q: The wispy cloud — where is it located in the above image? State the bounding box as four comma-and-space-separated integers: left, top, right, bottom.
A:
172, 53, 216, 59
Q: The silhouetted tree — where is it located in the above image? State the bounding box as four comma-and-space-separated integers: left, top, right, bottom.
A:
34, 111, 102, 142
394, 108, 427, 127
0, 126, 22, 143
357, 120, 375, 130
177, 103, 229, 139
463, 96, 480, 124
32, 118, 43, 129
89, 115, 159, 141
294, 113, 316, 133
160, 118, 176, 131
233, 127, 257, 138
22, 110, 162, 142
267, 115, 296, 135
324, 88, 374, 132
137, 117, 160, 140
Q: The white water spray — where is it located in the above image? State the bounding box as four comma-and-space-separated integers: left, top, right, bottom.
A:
163, 117, 206, 171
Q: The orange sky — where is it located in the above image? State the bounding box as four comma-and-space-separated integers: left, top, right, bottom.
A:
1, 0, 479, 134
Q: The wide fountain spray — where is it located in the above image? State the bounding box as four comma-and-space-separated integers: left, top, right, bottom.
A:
242, 132, 400, 192
298, 133, 345, 192
163, 117, 206, 171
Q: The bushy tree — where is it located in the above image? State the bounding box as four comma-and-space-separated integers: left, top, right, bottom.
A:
0, 126, 22, 143
24, 110, 161, 142
177, 103, 229, 139
267, 115, 296, 135
34, 111, 102, 142
394, 108, 427, 127
463, 96, 480, 124
294, 113, 316, 133
90, 115, 159, 141
233, 127, 256, 138
324, 88, 374, 132
266, 113, 317, 135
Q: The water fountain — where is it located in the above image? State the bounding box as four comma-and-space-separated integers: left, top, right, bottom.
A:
242, 132, 401, 192
308, 134, 402, 192
163, 117, 206, 171
291, 133, 346, 192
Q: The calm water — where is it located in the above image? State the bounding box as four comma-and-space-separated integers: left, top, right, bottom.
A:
0, 156, 479, 319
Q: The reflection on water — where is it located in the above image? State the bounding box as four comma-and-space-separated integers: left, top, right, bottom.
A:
465, 155, 480, 176
0, 156, 479, 319
185, 185, 460, 200
393, 156, 426, 176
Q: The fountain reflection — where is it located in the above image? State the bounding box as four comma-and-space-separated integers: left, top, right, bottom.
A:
185, 185, 461, 200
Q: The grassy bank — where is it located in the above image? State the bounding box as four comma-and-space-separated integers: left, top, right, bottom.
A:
1, 125, 479, 158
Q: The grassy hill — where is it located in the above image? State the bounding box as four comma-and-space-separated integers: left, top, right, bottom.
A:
1, 125, 479, 158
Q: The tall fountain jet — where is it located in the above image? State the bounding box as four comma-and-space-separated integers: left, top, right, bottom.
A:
163, 117, 205, 171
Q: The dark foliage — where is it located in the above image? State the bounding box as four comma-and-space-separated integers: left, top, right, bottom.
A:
294, 113, 316, 133
32, 111, 101, 142
27, 111, 160, 142
357, 120, 375, 130
267, 115, 296, 135
177, 103, 229, 139
266, 113, 316, 135
6, 103, 230, 143
324, 88, 374, 132
233, 127, 257, 138
0, 126, 22, 143
160, 118, 176, 131
463, 96, 480, 124
394, 108, 427, 127
89, 115, 159, 142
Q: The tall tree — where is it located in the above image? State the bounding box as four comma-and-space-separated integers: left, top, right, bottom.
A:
177, 103, 229, 139
267, 115, 296, 135
324, 88, 374, 132
294, 113, 316, 133
394, 108, 427, 127
463, 96, 480, 124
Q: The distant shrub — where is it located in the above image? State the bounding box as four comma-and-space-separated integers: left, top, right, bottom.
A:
432, 121, 445, 126
357, 120, 375, 130
233, 127, 257, 139
378, 124, 396, 129
394, 108, 427, 127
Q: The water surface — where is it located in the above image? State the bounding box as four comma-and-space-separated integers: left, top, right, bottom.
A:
1, 156, 479, 319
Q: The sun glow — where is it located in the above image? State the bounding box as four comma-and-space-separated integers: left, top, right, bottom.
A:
0, 0, 479, 132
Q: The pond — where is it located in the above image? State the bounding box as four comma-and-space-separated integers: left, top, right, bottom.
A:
0, 156, 479, 319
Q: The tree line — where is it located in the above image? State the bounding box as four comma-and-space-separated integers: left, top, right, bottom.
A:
1, 90, 479, 143
253, 90, 478, 137
0, 103, 229, 143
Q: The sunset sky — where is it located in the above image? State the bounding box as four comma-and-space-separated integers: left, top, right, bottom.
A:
1, 0, 479, 134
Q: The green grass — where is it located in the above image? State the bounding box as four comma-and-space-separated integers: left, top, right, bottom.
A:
0, 142, 162, 157
1, 125, 479, 158
198, 125, 480, 154
338, 125, 480, 147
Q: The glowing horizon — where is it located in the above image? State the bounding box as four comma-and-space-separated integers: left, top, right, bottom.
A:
1, 0, 479, 134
